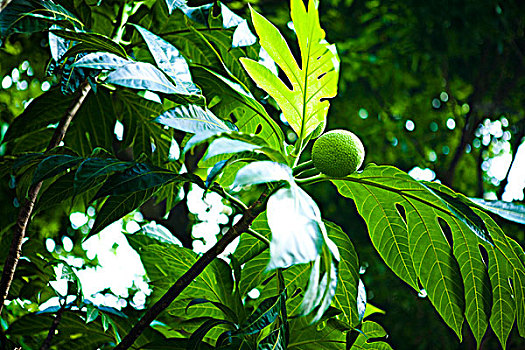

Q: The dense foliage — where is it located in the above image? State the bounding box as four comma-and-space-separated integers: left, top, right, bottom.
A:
0, 0, 524, 349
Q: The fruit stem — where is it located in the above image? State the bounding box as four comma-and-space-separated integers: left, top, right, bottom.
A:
292, 159, 315, 175
295, 174, 329, 186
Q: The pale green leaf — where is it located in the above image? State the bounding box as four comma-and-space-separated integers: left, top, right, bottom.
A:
241, 0, 339, 141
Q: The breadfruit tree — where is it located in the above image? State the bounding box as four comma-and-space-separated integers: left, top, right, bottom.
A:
0, 0, 524, 349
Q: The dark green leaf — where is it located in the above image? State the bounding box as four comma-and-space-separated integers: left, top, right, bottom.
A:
51, 29, 128, 58
32, 154, 82, 185
188, 318, 235, 350
89, 188, 156, 238
93, 163, 190, 199
0, 0, 81, 45
64, 87, 116, 156
234, 291, 286, 337
3, 88, 73, 144
74, 157, 133, 196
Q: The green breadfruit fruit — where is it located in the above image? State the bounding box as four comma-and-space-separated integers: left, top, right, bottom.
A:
311, 129, 365, 177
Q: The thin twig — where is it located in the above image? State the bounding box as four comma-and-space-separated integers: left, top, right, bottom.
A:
114, 189, 271, 349
0, 0, 12, 12
40, 301, 68, 350
0, 82, 92, 315
210, 183, 248, 211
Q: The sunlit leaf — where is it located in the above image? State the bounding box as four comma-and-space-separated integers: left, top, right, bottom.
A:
105, 61, 182, 94
156, 104, 231, 136
266, 184, 323, 269
132, 24, 200, 96
469, 198, 525, 225
240, 0, 339, 142
233, 161, 292, 187
73, 52, 131, 70
350, 321, 393, 350
334, 164, 473, 337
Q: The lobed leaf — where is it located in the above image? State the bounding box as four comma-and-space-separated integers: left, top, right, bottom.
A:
240, 0, 339, 142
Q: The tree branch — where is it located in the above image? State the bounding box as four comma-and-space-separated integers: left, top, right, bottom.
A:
0, 81, 92, 315
114, 189, 271, 349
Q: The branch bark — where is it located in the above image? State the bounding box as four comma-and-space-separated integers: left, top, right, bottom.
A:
0, 81, 92, 315
114, 189, 271, 350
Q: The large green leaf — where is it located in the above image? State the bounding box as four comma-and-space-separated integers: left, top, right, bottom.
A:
89, 188, 157, 238
333, 166, 419, 291
73, 157, 134, 196
333, 163, 525, 343
7, 310, 163, 349
93, 163, 188, 199
333, 165, 467, 337
31, 154, 82, 185
234, 212, 271, 266
446, 214, 491, 346
113, 90, 184, 210
240, 0, 339, 142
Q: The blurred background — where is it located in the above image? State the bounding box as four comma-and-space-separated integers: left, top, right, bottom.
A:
0, 0, 524, 349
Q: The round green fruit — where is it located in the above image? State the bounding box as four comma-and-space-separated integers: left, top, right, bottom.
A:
311, 129, 365, 177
